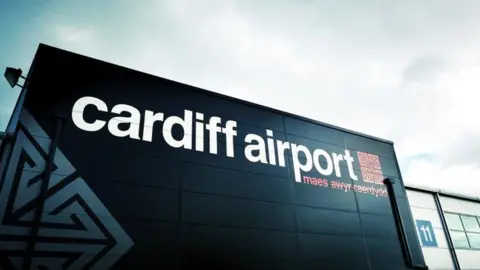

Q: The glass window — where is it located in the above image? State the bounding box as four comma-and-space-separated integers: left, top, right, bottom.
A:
461, 216, 480, 233
450, 231, 470, 249
467, 233, 480, 249
445, 213, 464, 231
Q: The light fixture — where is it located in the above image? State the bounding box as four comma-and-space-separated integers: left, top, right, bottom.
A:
4, 67, 25, 88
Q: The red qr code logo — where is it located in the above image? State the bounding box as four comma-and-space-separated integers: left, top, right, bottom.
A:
357, 151, 384, 185
357, 152, 370, 167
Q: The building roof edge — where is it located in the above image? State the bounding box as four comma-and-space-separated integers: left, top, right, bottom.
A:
405, 183, 480, 203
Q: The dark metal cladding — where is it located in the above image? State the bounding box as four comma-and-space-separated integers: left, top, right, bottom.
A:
0, 43, 428, 270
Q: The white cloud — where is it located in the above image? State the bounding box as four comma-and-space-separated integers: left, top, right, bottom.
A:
4, 0, 480, 197
404, 159, 480, 198
397, 62, 480, 195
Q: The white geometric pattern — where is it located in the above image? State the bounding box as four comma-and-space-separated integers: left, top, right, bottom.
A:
0, 109, 134, 269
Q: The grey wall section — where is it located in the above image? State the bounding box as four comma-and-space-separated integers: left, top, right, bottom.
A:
0, 44, 426, 270
406, 186, 480, 270
406, 188, 456, 270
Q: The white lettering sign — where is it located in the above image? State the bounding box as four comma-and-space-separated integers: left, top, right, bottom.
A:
71, 96, 361, 183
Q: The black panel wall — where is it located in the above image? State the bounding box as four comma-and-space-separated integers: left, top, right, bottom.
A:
0, 44, 427, 270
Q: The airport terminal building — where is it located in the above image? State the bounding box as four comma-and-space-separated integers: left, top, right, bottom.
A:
405, 185, 480, 270
0, 44, 479, 270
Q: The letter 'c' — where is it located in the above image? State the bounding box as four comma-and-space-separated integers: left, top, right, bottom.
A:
72, 96, 108, 132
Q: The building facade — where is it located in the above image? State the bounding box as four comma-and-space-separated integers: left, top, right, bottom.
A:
1, 43, 478, 270
407, 185, 480, 270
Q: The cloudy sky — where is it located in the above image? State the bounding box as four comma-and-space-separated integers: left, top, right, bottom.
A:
1, 0, 480, 197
